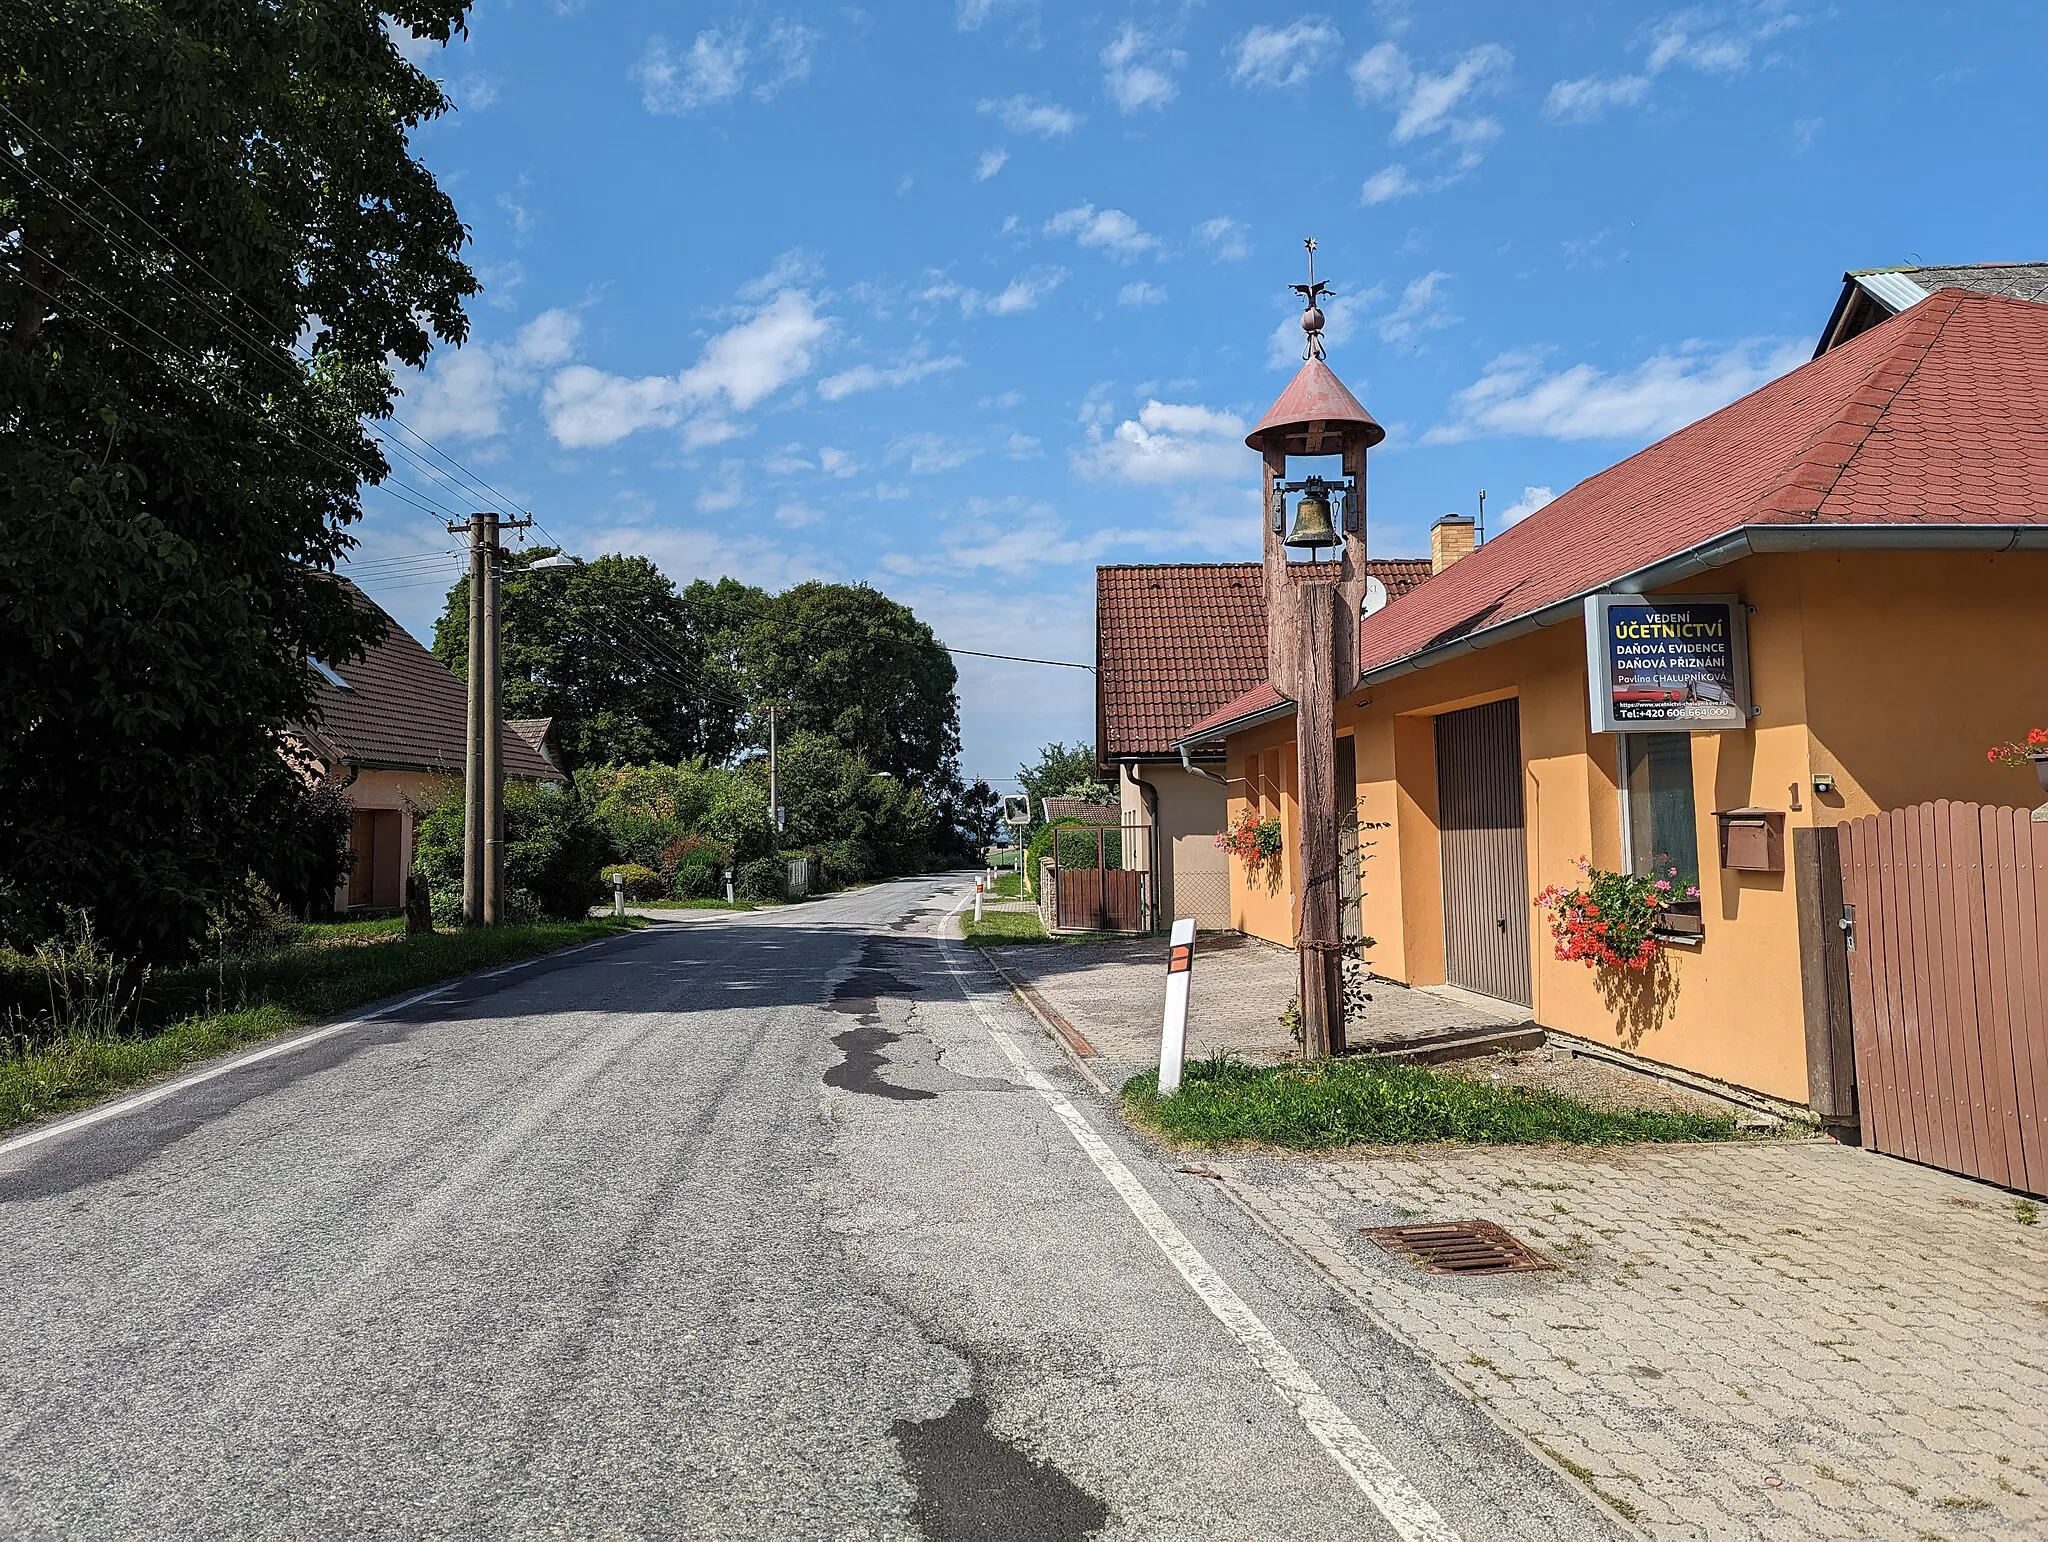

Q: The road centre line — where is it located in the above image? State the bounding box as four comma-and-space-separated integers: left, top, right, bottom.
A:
933, 893, 1464, 1542
0, 928, 644, 1160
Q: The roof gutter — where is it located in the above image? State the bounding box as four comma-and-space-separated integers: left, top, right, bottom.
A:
1354, 522, 2048, 693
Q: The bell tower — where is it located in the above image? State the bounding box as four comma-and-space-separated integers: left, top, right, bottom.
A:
1247, 239, 1385, 1060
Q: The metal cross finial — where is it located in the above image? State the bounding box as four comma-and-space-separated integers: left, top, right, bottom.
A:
1289, 235, 1331, 360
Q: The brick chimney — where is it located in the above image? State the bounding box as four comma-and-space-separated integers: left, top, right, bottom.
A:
1430, 514, 1477, 574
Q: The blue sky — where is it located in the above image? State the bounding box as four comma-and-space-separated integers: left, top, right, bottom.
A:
351, 0, 2047, 788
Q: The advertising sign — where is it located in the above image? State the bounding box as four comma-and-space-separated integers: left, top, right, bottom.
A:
1584, 593, 1752, 733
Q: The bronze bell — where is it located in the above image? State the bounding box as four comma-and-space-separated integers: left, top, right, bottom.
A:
1283, 489, 1339, 550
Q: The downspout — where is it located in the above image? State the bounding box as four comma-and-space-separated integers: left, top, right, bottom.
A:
1178, 744, 1227, 783
1124, 760, 1162, 932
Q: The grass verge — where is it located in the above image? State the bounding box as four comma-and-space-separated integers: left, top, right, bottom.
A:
961, 910, 1048, 946
1120, 1055, 1742, 1148
1, 917, 643, 1136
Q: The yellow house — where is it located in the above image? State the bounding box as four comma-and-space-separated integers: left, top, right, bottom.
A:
1180, 287, 2048, 1108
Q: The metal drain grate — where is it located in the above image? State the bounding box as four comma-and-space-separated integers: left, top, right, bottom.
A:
1363, 1220, 1553, 1276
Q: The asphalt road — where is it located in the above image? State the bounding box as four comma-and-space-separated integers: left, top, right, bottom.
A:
0, 877, 1619, 1541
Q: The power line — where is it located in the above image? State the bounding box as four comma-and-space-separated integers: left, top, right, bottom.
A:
946, 646, 1094, 672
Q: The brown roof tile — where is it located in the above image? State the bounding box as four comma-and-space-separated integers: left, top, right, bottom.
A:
299, 580, 561, 782
1096, 559, 1431, 760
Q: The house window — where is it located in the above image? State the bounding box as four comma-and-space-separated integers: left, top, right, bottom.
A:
310, 657, 351, 690
1619, 733, 1703, 932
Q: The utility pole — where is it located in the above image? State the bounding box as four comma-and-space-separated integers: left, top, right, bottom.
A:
767, 704, 780, 836
450, 510, 532, 925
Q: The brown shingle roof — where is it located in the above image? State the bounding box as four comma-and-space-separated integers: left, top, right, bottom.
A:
1041, 797, 1120, 826
299, 581, 561, 782
1096, 559, 1431, 761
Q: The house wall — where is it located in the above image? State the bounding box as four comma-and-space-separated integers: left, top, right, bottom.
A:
329, 768, 458, 913
1118, 762, 1232, 929
1219, 549, 2048, 1106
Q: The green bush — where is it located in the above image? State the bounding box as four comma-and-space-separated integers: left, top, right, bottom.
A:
415, 782, 617, 922
1053, 825, 1122, 870
736, 855, 787, 901
599, 863, 664, 901
671, 855, 723, 899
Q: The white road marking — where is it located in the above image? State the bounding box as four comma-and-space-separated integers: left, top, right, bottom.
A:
0, 929, 642, 1160
934, 892, 1464, 1542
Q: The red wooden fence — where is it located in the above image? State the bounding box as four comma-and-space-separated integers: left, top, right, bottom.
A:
1838, 801, 2048, 1197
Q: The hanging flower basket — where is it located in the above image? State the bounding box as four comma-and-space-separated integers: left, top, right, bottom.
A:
1535, 859, 1700, 973
1987, 729, 2048, 790
1216, 808, 1283, 871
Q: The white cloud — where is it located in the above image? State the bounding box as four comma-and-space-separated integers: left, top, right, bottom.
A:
1074, 399, 1247, 485
540, 288, 829, 449
974, 148, 1008, 181
1496, 485, 1556, 527
453, 74, 498, 111
1045, 203, 1158, 262
1425, 337, 1807, 444
1360, 164, 1423, 204
1353, 41, 1510, 141
818, 447, 858, 477
1377, 270, 1453, 346
893, 432, 980, 475
1195, 216, 1251, 262
1229, 19, 1342, 89
1005, 432, 1041, 458
932, 267, 1067, 317
1792, 115, 1823, 152
817, 352, 967, 401
1102, 25, 1184, 113
1545, 7, 1805, 124
1544, 73, 1651, 122
981, 389, 1025, 409
403, 308, 583, 441
634, 21, 816, 114
977, 94, 1080, 137
1117, 281, 1167, 307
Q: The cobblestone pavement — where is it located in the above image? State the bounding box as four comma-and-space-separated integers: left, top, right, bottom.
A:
986, 934, 1523, 1083
1209, 1139, 2048, 1541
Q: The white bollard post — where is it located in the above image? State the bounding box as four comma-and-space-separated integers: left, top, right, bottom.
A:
974, 880, 984, 923
1158, 917, 1196, 1096
724, 868, 734, 904
613, 871, 625, 917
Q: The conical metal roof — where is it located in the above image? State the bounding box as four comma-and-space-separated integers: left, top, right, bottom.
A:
1245, 357, 1385, 455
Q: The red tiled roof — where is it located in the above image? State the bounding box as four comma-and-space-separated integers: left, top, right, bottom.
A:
299, 580, 562, 782
1096, 559, 1431, 760
1356, 289, 2048, 679
1180, 681, 1291, 743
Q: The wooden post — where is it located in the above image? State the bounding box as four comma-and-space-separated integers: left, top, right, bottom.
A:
462, 517, 487, 926
1794, 824, 1857, 1132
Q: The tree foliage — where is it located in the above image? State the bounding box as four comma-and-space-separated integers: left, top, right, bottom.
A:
433, 549, 743, 770
414, 782, 611, 923
1016, 743, 1114, 832
1, 0, 476, 959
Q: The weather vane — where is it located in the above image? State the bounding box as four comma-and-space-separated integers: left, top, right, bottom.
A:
1289, 236, 1330, 360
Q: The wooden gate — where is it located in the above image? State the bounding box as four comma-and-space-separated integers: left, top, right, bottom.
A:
1435, 699, 1532, 1007
1837, 801, 2048, 1197
1052, 826, 1144, 933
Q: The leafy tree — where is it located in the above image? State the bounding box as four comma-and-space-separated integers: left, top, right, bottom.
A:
741, 582, 960, 784
766, 729, 940, 877
434, 549, 742, 770
1, 0, 475, 960
1017, 743, 1114, 832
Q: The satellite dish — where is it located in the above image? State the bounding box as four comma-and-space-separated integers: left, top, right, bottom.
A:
1362, 575, 1389, 617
